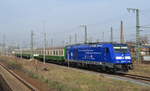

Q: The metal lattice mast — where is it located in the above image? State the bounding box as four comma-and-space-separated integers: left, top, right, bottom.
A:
120, 21, 125, 43
127, 8, 141, 63
136, 9, 141, 63
51, 38, 53, 47
30, 30, 34, 59
74, 33, 77, 44
69, 35, 72, 45
102, 32, 104, 42
110, 27, 113, 43
42, 21, 47, 64
84, 25, 87, 43
43, 32, 46, 64
19, 43, 23, 59
2, 34, 6, 55
80, 25, 88, 44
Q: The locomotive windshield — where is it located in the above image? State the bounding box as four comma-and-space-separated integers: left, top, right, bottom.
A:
113, 46, 128, 53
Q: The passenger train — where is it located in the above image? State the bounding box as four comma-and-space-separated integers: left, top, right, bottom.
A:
14, 43, 133, 72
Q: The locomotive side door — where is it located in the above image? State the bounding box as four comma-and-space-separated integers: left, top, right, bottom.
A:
73, 48, 78, 60
104, 48, 111, 62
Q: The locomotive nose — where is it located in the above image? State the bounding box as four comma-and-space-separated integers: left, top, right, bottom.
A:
115, 53, 132, 63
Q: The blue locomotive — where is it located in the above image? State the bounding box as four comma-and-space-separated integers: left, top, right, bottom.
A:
14, 42, 133, 73
66, 43, 133, 72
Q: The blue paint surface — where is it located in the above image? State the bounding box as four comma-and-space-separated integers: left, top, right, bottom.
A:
66, 43, 132, 64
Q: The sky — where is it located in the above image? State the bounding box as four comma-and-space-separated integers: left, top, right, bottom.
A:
0, 0, 150, 48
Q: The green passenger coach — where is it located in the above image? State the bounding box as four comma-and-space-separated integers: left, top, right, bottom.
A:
14, 47, 66, 62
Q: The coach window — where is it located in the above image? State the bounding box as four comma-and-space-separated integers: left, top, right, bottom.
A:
39, 50, 41, 54
59, 50, 61, 55
61, 51, 63, 55
59, 51, 61, 55
47, 50, 49, 55
52, 51, 54, 55
45, 50, 47, 55
51, 51, 52, 55
56, 51, 58, 56
61, 50, 63, 55
58, 50, 60, 55
47, 51, 49, 55
55, 51, 57, 55
53, 51, 54, 55
49, 51, 50, 55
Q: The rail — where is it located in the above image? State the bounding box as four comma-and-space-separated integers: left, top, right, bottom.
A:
0, 63, 38, 91
118, 73, 150, 82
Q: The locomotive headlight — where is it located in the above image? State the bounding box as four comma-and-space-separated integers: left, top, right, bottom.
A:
115, 56, 123, 59
125, 56, 131, 59
115, 56, 131, 60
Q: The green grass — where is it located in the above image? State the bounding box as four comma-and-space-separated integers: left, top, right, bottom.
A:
129, 63, 150, 77
0, 56, 150, 91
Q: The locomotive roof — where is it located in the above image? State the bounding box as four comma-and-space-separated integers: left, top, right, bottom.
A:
66, 42, 127, 48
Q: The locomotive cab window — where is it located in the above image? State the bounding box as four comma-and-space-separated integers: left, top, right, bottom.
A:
113, 46, 128, 53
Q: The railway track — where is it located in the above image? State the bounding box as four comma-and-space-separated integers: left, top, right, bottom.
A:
0, 63, 38, 91
142, 61, 150, 64
120, 73, 150, 82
